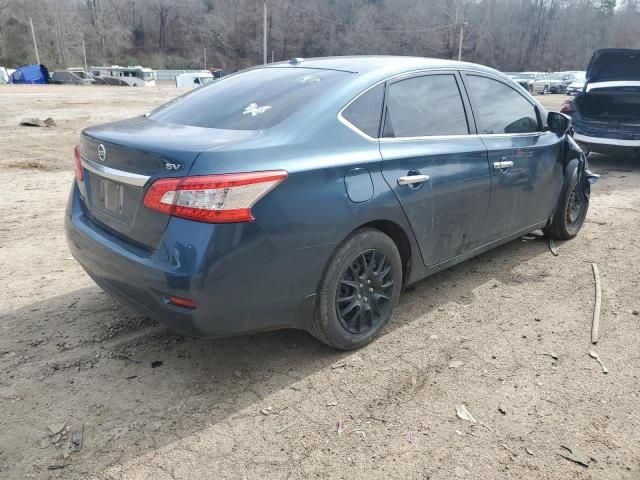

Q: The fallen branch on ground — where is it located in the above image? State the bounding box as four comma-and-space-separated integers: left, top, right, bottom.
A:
591, 263, 602, 344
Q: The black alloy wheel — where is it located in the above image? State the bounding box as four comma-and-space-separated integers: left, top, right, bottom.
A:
336, 249, 394, 334
311, 228, 402, 350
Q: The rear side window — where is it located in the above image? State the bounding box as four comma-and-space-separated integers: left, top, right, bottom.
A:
465, 75, 539, 134
342, 84, 385, 138
149, 68, 351, 130
383, 74, 469, 138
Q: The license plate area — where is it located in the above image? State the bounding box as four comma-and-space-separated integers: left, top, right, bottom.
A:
87, 172, 140, 225
99, 178, 125, 215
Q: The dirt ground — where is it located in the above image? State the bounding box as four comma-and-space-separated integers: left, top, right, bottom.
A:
0, 85, 639, 480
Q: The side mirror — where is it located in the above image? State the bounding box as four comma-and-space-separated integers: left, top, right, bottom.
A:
547, 111, 571, 134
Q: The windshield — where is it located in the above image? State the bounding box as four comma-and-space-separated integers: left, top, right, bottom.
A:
140, 71, 156, 80
200, 77, 214, 85
149, 67, 352, 130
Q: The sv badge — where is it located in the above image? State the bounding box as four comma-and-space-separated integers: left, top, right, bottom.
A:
164, 162, 181, 171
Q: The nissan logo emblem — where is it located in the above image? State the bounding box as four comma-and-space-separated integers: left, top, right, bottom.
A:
97, 144, 106, 162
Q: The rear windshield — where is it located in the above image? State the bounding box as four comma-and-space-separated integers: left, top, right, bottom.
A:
149, 67, 351, 130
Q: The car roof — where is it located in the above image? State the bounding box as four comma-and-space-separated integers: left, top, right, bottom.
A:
263, 55, 504, 79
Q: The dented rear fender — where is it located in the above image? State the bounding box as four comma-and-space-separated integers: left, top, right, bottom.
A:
563, 134, 599, 201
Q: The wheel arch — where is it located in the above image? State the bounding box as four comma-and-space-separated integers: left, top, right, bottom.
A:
354, 219, 413, 285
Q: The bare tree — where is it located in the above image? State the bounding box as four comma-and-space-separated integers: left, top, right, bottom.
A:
1, 0, 639, 71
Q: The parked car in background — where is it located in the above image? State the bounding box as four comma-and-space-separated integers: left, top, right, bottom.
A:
175, 71, 214, 88
512, 72, 550, 94
210, 67, 234, 79
562, 71, 586, 84
548, 73, 567, 93
66, 56, 595, 350
10, 64, 50, 84
562, 49, 640, 159
566, 71, 587, 95
51, 69, 94, 85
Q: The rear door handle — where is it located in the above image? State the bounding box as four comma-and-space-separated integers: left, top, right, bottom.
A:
398, 174, 430, 185
493, 160, 514, 170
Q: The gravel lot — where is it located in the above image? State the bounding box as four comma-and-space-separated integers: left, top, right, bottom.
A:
0, 85, 639, 480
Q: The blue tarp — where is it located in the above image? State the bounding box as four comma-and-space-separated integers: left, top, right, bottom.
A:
10, 64, 50, 84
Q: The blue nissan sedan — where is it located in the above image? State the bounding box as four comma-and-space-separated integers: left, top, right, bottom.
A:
65, 56, 595, 350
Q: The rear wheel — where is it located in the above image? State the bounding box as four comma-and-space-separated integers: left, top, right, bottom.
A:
542, 85, 548, 95
543, 174, 588, 240
311, 228, 402, 350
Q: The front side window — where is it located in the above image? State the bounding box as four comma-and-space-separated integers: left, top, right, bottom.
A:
465, 75, 539, 134
342, 83, 384, 138
150, 68, 352, 130
383, 74, 469, 138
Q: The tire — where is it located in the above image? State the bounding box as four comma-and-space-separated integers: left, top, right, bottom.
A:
543, 173, 588, 240
310, 228, 403, 350
528, 84, 534, 94
542, 85, 548, 95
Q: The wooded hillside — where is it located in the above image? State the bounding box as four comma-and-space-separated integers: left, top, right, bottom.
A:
1, 0, 638, 72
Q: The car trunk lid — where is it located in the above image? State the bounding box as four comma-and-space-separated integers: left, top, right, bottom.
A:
79, 116, 259, 250
586, 48, 640, 84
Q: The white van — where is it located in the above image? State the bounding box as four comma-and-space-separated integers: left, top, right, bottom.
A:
175, 72, 214, 89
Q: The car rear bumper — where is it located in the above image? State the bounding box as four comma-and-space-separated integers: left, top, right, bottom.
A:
65, 182, 326, 337
574, 133, 640, 152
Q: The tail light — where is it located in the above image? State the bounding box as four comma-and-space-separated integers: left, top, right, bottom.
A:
143, 170, 288, 223
560, 100, 574, 114
74, 145, 83, 181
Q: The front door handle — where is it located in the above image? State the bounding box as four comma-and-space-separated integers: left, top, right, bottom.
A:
493, 160, 514, 170
398, 174, 430, 185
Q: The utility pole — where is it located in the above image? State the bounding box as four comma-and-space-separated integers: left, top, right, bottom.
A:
82, 39, 88, 73
263, 1, 268, 64
203, 46, 207, 70
29, 17, 40, 65
457, 22, 468, 62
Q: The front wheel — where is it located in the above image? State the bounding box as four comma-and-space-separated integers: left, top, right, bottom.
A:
543, 174, 588, 240
310, 228, 403, 350
542, 85, 548, 95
